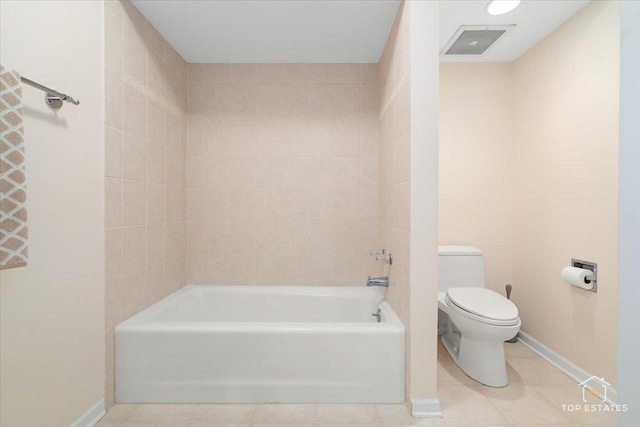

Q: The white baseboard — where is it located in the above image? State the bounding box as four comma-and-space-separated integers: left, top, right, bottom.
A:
68, 398, 105, 427
410, 397, 442, 418
518, 331, 618, 405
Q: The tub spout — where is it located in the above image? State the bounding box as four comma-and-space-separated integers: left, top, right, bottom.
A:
366, 276, 389, 287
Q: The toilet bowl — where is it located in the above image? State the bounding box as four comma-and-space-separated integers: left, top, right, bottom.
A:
438, 288, 520, 387
438, 246, 521, 387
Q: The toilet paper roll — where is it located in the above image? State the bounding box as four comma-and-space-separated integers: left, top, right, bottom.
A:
561, 266, 594, 290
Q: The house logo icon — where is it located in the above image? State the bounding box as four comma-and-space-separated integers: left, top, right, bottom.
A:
578, 376, 610, 402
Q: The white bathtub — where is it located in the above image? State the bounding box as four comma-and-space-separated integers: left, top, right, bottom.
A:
115, 285, 405, 403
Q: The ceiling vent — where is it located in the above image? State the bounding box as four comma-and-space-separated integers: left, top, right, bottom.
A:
441, 25, 515, 57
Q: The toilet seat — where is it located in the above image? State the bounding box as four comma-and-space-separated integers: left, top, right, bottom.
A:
445, 288, 519, 326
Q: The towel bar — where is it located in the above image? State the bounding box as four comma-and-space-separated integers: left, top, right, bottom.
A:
20, 76, 79, 110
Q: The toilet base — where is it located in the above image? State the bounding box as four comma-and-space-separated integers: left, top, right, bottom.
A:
441, 332, 509, 388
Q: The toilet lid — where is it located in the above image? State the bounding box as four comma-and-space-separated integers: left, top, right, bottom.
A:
446, 288, 519, 322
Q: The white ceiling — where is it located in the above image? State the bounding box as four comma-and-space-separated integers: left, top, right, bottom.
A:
131, 0, 401, 63
132, 0, 590, 64
439, 0, 590, 62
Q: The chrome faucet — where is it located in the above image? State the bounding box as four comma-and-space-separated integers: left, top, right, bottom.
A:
366, 276, 389, 287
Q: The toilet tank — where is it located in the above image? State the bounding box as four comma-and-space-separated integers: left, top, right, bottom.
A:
438, 245, 485, 292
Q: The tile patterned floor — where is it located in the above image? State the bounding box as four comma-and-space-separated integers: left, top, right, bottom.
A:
98, 340, 616, 426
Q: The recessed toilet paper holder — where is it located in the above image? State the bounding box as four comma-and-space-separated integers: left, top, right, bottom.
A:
571, 258, 597, 293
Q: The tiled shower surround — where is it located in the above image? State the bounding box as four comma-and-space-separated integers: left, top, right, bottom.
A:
186, 63, 380, 285
104, 0, 385, 409
104, 0, 189, 408
378, 0, 412, 395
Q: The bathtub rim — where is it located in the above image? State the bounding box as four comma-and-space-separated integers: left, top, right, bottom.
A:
116, 285, 404, 334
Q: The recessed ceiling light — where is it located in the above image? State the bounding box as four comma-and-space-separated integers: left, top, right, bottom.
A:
485, 0, 521, 16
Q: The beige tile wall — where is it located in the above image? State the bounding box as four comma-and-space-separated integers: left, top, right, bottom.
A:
100, 0, 440, 410
104, 0, 188, 409
186, 63, 380, 285
378, 0, 412, 398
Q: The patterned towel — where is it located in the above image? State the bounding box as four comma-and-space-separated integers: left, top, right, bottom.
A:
0, 65, 28, 270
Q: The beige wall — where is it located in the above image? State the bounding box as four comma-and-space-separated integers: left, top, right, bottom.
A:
380, 0, 440, 410
512, 0, 619, 384
439, 0, 619, 386
104, 0, 189, 408
439, 63, 514, 296
185, 63, 379, 285
0, 1, 105, 426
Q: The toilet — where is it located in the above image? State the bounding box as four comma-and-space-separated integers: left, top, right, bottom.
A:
438, 245, 521, 387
